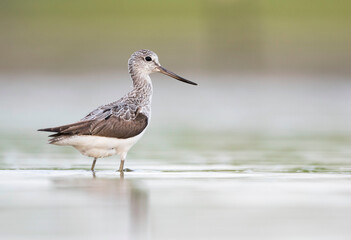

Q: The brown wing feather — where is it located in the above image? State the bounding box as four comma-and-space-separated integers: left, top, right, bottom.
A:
38, 113, 148, 140
91, 114, 147, 138
38, 120, 92, 133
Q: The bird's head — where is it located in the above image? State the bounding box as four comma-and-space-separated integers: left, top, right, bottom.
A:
128, 49, 197, 85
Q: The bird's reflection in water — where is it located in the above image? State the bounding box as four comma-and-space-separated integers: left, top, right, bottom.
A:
52, 172, 149, 240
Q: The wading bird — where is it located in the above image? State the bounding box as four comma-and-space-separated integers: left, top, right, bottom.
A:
38, 49, 197, 172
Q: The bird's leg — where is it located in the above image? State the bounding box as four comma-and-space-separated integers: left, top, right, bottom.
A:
91, 157, 97, 171
118, 159, 125, 172
117, 153, 127, 173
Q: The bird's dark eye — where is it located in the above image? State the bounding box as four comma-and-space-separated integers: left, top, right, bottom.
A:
145, 56, 152, 62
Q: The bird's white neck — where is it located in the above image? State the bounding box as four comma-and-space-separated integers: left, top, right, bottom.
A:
128, 68, 153, 107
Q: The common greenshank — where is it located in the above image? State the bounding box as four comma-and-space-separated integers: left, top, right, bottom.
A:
38, 49, 197, 172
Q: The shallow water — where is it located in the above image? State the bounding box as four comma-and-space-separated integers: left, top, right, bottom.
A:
1, 132, 351, 240
1, 74, 351, 239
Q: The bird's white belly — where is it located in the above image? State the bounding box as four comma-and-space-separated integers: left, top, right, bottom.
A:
53, 132, 145, 158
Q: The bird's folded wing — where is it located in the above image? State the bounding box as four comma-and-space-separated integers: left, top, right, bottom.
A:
38, 113, 148, 139
91, 114, 148, 138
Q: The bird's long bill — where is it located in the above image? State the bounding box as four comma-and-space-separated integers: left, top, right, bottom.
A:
157, 66, 197, 85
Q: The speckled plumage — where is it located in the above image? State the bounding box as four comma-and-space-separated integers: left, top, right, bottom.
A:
39, 49, 197, 172
82, 49, 156, 123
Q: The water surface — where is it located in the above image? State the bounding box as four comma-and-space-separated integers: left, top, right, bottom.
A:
1, 75, 351, 239
1, 131, 351, 240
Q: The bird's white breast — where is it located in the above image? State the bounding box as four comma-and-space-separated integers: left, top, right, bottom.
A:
53, 131, 145, 159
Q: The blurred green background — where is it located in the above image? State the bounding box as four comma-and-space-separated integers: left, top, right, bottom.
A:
1, 0, 350, 75
0, 0, 351, 134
